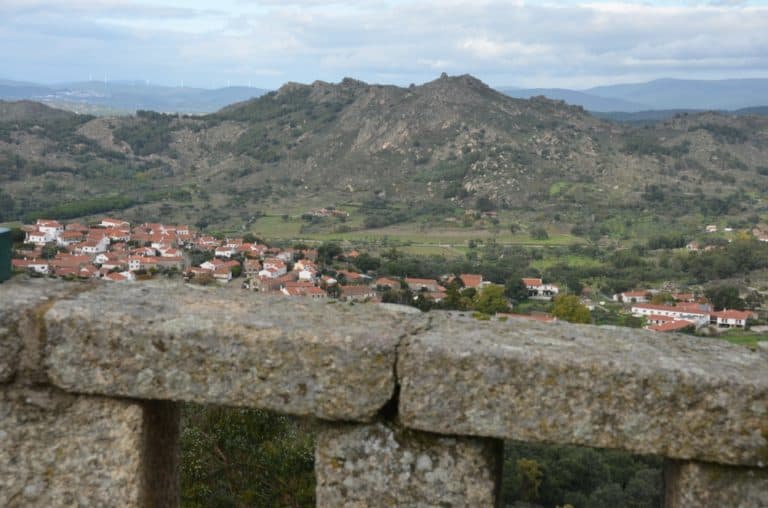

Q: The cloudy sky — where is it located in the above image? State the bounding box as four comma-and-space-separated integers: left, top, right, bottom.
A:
1, 0, 767, 90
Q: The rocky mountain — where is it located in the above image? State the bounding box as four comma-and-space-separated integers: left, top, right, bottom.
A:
1, 74, 767, 231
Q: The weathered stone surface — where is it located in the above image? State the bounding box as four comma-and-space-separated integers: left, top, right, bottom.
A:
0, 279, 84, 384
399, 314, 768, 467
665, 460, 768, 508
315, 421, 502, 507
45, 282, 417, 421
0, 386, 145, 507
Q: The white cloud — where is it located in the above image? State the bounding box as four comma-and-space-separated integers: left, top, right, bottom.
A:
1, 0, 767, 88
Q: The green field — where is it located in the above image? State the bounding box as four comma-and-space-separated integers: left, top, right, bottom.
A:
716, 329, 768, 348
249, 215, 584, 248
399, 245, 466, 257
530, 255, 604, 271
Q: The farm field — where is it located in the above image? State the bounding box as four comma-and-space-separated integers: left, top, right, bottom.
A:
716, 329, 768, 348
248, 215, 584, 248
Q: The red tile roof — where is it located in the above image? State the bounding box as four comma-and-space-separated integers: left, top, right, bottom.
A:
711, 310, 753, 320
459, 274, 483, 288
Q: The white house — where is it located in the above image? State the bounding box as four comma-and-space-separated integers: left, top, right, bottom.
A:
107, 229, 131, 242
79, 237, 109, 255
128, 257, 143, 272
613, 290, 652, 304
523, 278, 560, 299
710, 310, 754, 329
57, 230, 84, 247
36, 220, 63, 239
262, 258, 287, 277
213, 267, 232, 283
11, 259, 50, 274
214, 246, 236, 258
26, 229, 50, 246
200, 261, 217, 271
298, 268, 316, 282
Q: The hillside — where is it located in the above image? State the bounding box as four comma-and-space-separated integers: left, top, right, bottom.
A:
1, 74, 767, 236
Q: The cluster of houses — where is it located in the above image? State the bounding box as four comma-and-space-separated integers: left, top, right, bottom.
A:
14, 218, 187, 281
613, 289, 755, 331
11, 220, 567, 317
15, 217, 755, 333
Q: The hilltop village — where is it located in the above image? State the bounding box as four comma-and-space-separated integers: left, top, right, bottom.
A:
10, 217, 759, 334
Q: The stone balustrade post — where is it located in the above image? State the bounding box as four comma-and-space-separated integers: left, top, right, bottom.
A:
315, 421, 503, 507
664, 460, 768, 508
0, 281, 181, 507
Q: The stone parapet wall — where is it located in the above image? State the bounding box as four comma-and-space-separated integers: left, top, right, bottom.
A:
1, 279, 767, 506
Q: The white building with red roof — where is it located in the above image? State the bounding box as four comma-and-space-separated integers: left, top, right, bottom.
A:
459, 274, 484, 289
523, 278, 560, 299
710, 310, 755, 328
260, 258, 287, 278
405, 277, 441, 292
11, 259, 50, 274
56, 230, 85, 247
631, 303, 710, 328
25, 229, 49, 246
36, 219, 63, 239
613, 290, 652, 303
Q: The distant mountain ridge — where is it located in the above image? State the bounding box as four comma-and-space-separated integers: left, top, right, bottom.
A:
2, 76, 767, 116
496, 87, 647, 113
0, 79, 268, 114
498, 78, 768, 113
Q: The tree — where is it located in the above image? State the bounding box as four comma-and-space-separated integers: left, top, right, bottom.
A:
354, 252, 380, 273
650, 292, 674, 305
517, 458, 544, 502
504, 277, 529, 303
705, 285, 745, 310
588, 483, 626, 508
475, 196, 495, 212
181, 405, 315, 507
531, 226, 549, 241
552, 294, 591, 324
317, 241, 342, 265
442, 282, 471, 311
624, 468, 662, 508
474, 285, 510, 315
